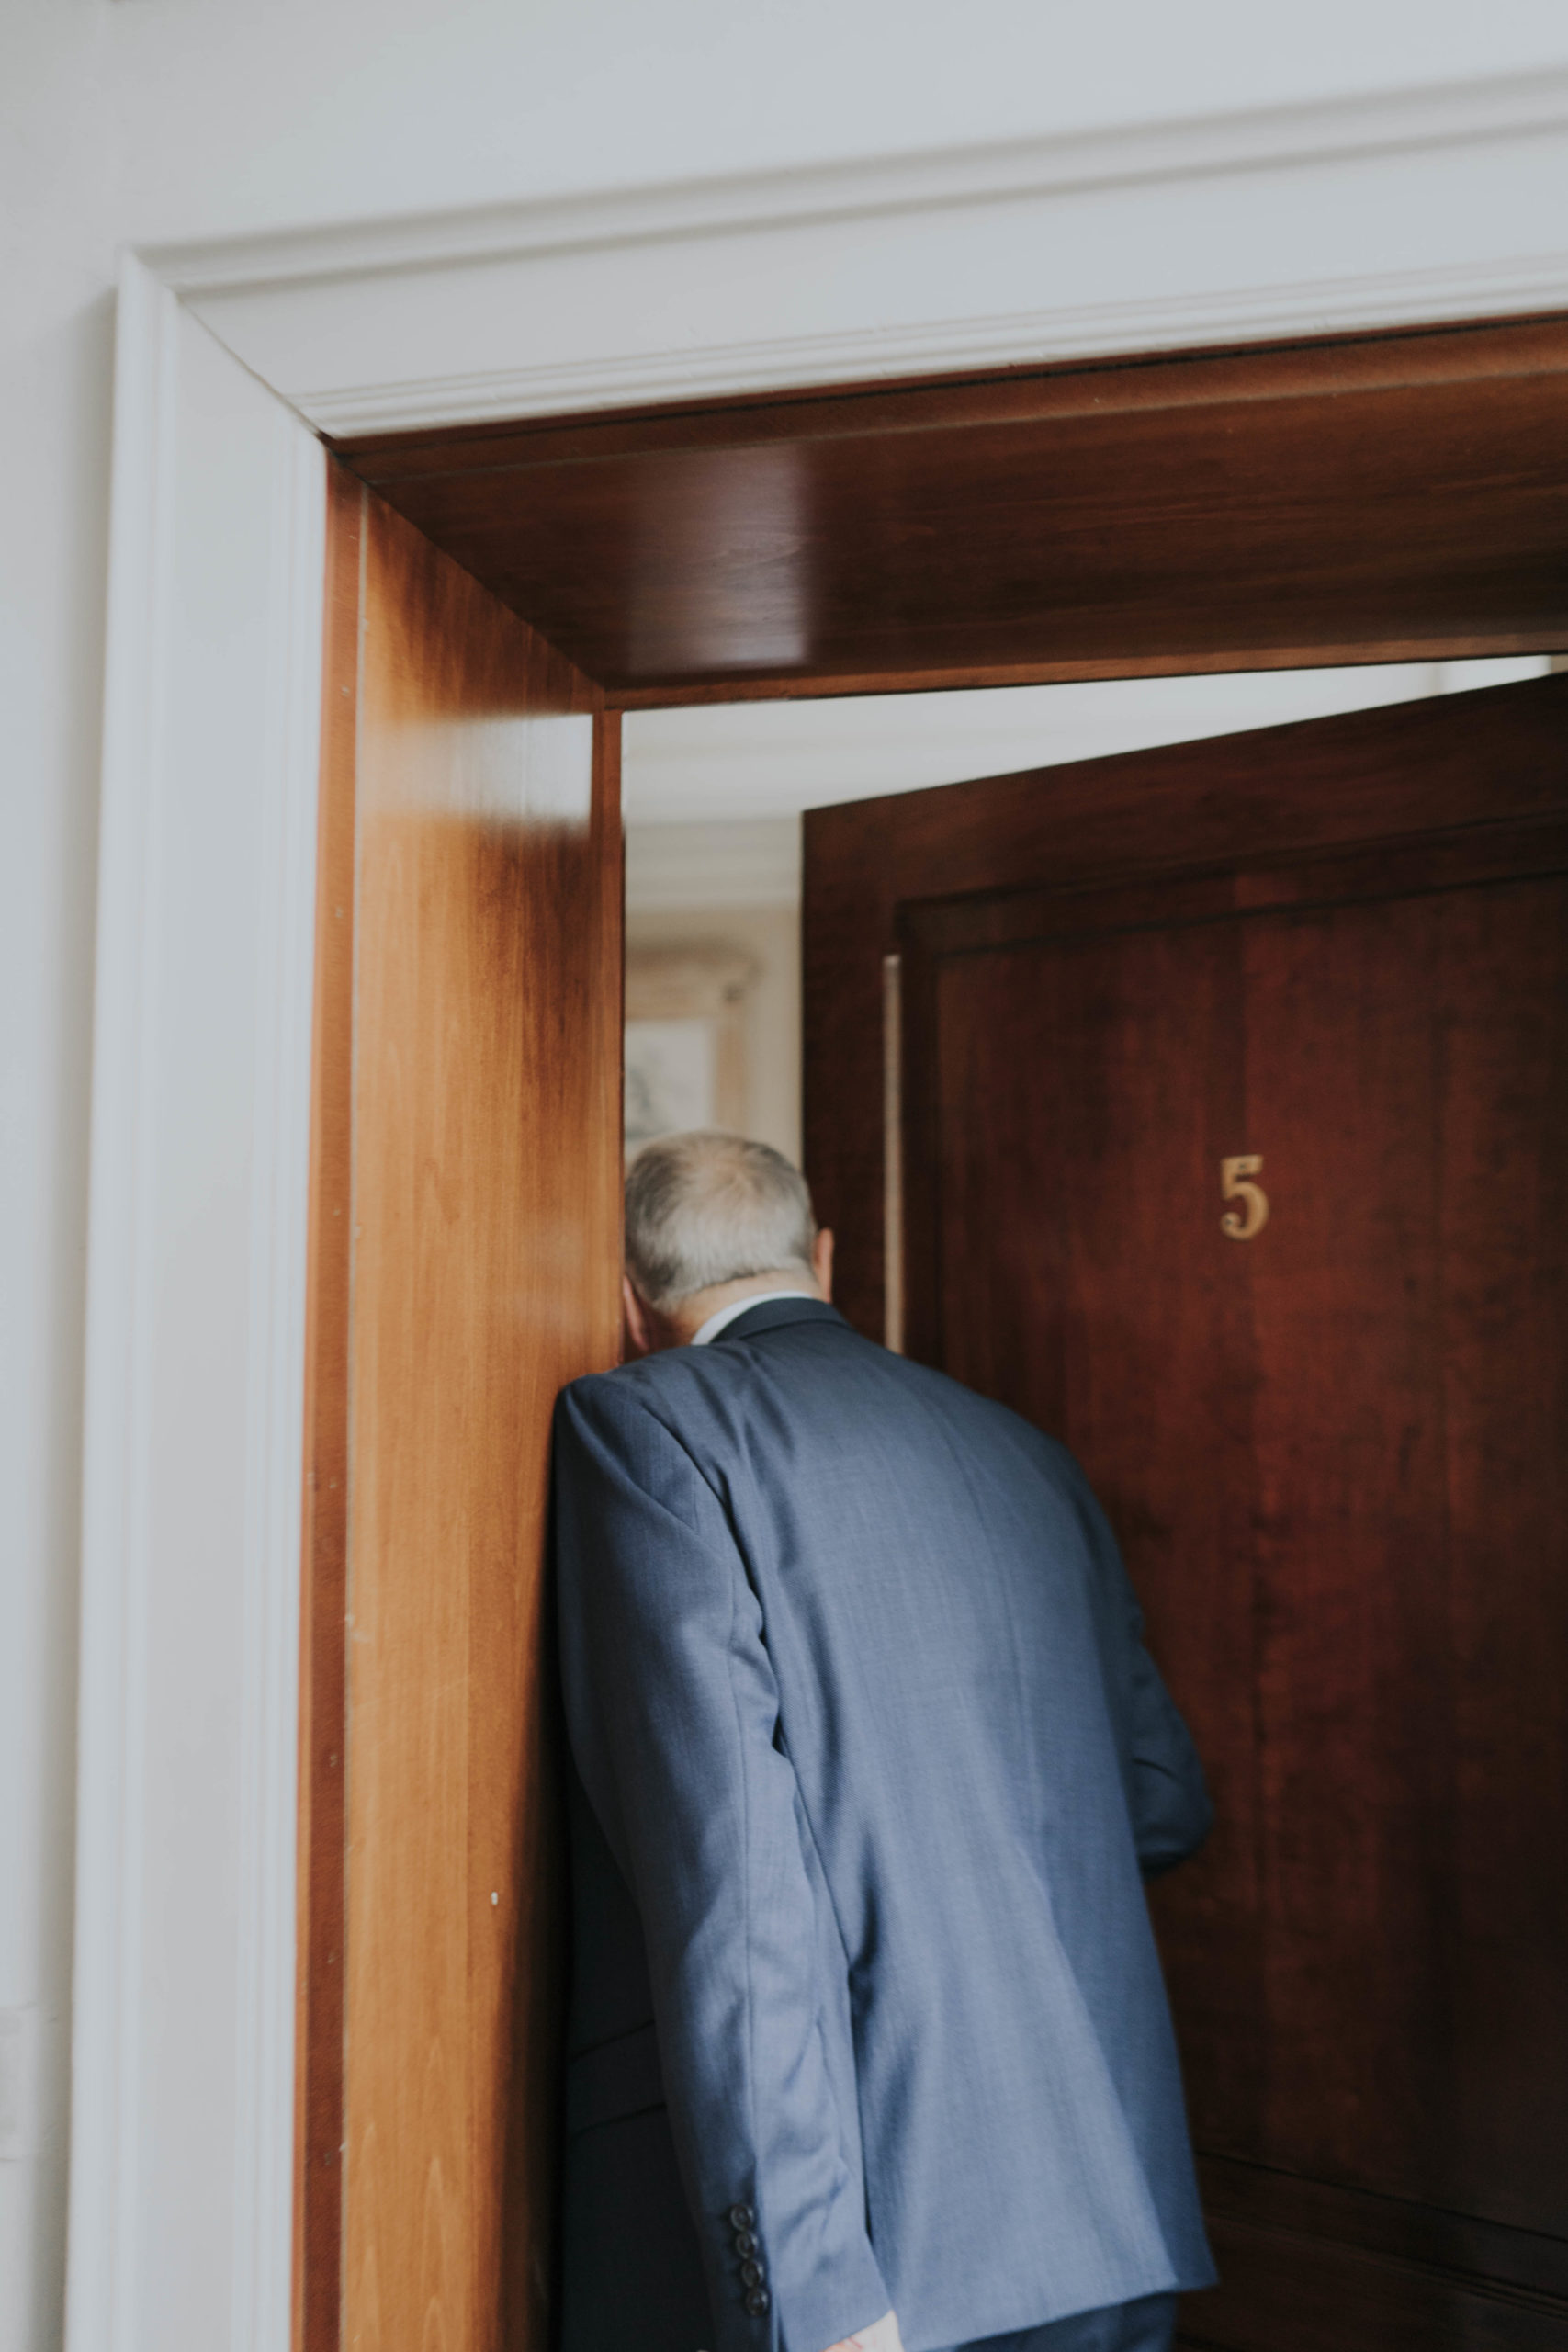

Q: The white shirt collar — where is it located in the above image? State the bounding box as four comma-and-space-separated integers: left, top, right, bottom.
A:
689, 1288, 820, 1347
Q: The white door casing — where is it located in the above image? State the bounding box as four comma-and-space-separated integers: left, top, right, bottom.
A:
73, 69, 1568, 2352
70, 268, 323, 2352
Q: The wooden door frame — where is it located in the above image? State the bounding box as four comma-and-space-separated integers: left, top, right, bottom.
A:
73, 86, 1568, 2352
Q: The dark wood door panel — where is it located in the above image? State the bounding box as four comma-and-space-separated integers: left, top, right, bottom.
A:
1429, 880, 1568, 2228
807, 670, 1568, 1344
807, 673, 1568, 2347
907, 865, 1568, 2242
1180, 2217, 1568, 2352
1195, 2154, 1568, 2304
1181, 2152, 1568, 2349
1237, 876, 1565, 2222
908, 909, 1269, 2159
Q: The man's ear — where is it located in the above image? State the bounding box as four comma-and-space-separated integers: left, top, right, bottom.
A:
622, 1273, 653, 1358
813, 1227, 835, 1302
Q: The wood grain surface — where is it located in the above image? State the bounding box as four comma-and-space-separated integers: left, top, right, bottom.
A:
299, 470, 623, 2352
295, 458, 364, 2352
335, 317, 1568, 700
805, 672, 1568, 1340
807, 672, 1568, 2349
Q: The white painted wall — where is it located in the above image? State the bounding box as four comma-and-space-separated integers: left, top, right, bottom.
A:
6, 3, 1568, 2345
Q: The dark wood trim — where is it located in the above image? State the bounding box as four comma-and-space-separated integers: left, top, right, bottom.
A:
335, 311, 1568, 703
1195, 2155, 1568, 2306
606, 634, 1568, 709
293, 458, 364, 2352
1180, 2156, 1568, 2350
894, 898, 944, 1374
592, 707, 626, 1172
901, 811, 1568, 962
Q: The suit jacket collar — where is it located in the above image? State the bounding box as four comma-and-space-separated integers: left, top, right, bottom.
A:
708, 1296, 850, 1346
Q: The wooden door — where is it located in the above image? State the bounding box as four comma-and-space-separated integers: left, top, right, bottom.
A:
295, 465, 624, 2352
804, 674, 1568, 2349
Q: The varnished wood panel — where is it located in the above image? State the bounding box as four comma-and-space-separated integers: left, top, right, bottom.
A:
1185, 2154, 1568, 2349
311, 482, 621, 2352
910, 847, 1568, 2196
805, 671, 1568, 1340
336, 318, 1568, 699
807, 674, 1568, 2350
295, 458, 364, 2352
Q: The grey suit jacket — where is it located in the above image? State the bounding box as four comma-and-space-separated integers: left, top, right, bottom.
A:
553, 1299, 1215, 2352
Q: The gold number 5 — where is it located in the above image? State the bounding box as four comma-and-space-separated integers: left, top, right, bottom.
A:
1221, 1154, 1269, 1240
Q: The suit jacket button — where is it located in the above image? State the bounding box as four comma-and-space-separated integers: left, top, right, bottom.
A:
741, 2260, 764, 2288
733, 2229, 757, 2257
728, 2203, 755, 2231
745, 2288, 771, 2316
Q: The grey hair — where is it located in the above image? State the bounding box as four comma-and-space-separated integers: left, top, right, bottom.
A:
625, 1131, 818, 1312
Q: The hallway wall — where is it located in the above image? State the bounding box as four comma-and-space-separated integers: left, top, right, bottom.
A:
626, 818, 803, 1163
625, 907, 802, 1165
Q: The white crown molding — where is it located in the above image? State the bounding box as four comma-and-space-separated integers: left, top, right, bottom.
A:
292, 247, 1568, 436
68, 260, 321, 2352
141, 72, 1568, 443
146, 64, 1568, 299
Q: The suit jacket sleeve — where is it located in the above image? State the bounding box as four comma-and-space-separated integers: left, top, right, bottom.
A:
554, 1375, 891, 2352
1060, 1453, 1213, 1878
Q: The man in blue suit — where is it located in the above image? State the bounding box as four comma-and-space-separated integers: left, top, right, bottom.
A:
553, 1132, 1214, 2352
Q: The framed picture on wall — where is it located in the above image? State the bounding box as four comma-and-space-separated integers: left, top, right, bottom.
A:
625, 944, 758, 1153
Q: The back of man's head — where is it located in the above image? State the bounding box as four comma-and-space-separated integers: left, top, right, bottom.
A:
625, 1131, 818, 1313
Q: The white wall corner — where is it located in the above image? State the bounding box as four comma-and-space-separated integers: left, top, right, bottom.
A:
67, 251, 181, 2352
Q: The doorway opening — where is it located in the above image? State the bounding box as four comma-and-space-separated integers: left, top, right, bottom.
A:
303, 317, 1568, 2352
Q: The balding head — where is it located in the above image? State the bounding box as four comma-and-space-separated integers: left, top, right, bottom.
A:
622, 1132, 833, 1352
626, 1131, 818, 1310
